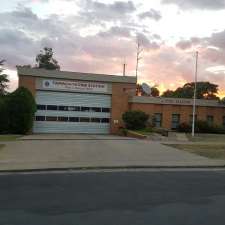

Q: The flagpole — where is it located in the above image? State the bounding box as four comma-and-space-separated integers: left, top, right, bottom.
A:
192, 51, 198, 137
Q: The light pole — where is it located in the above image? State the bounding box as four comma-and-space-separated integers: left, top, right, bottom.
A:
192, 51, 198, 137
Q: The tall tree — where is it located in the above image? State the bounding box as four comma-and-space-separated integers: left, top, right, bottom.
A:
36, 47, 60, 70
0, 60, 9, 96
161, 82, 219, 100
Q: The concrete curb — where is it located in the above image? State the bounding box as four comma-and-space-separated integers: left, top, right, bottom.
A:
0, 165, 225, 174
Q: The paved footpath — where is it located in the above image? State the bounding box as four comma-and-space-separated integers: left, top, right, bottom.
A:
0, 135, 224, 171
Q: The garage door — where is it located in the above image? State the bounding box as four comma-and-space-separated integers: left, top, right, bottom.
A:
33, 91, 111, 134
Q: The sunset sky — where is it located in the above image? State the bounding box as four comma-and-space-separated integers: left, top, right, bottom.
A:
1, 0, 225, 97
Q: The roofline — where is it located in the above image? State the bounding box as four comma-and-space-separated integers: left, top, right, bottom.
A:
129, 96, 225, 108
17, 67, 137, 84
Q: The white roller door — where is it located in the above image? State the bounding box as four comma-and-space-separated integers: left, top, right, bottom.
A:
33, 91, 111, 134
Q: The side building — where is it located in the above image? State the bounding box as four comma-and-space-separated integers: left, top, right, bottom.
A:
17, 67, 225, 134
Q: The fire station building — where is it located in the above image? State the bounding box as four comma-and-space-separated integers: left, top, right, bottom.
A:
17, 67, 225, 134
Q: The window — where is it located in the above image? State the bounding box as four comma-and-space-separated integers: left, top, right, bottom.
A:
223, 116, 225, 127
68, 106, 80, 111
91, 118, 101, 123
207, 115, 214, 125
37, 105, 46, 110
102, 108, 110, 113
58, 117, 68, 122
46, 116, 57, 121
154, 113, 162, 127
101, 118, 110, 123
69, 117, 79, 122
171, 114, 180, 129
35, 116, 45, 121
58, 106, 68, 111
90, 107, 101, 112
80, 117, 90, 122
47, 105, 58, 111
81, 107, 90, 112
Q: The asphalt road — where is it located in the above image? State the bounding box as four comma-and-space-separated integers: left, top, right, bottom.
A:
1, 169, 225, 225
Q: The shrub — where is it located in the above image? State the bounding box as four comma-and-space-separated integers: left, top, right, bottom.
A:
0, 96, 10, 134
177, 122, 191, 132
7, 87, 36, 134
122, 110, 149, 130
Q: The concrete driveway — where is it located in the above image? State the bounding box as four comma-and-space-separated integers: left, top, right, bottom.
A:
0, 135, 224, 171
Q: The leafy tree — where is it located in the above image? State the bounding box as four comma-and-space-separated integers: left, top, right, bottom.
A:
36, 47, 60, 70
151, 87, 160, 97
0, 60, 9, 95
161, 82, 219, 100
122, 110, 149, 130
7, 87, 36, 134
220, 97, 225, 104
0, 96, 10, 133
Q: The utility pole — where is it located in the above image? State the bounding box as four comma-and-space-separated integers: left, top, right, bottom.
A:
192, 51, 198, 137
135, 41, 143, 83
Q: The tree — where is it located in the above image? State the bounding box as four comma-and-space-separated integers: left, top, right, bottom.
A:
7, 87, 36, 134
220, 97, 225, 105
151, 87, 160, 97
36, 47, 60, 70
0, 60, 9, 95
161, 82, 219, 100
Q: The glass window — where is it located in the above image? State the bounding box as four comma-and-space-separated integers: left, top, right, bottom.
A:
35, 116, 45, 121
46, 116, 57, 121
223, 116, 225, 127
90, 107, 101, 112
58, 117, 68, 122
101, 118, 110, 123
80, 117, 90, 122
207, 115, 214, 125
69, 117, 79, 122
91, 118, 101, 123
68, 106, 80, 111
58, 106, 68, 111
153, 113, 162, 127
102, 108, 110, 113
81, 107, 90, 112
37, 105, 46, 110
47, 105, 58, 111
171, 114, 180, 129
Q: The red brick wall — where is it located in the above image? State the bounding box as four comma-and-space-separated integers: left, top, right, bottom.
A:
18, 75, 36, 97
110, 83, 136, 134
130, 103, 225, 129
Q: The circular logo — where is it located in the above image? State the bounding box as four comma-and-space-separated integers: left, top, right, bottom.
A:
45, 81, 50, 87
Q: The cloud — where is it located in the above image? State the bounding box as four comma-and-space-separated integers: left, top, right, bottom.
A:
138, 9, 162, 21
161, 0, 225, 10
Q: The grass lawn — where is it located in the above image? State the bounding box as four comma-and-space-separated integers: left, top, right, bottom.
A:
133, 128, 153, 135
0, 135, 22, 142
187, 133, 225, 143
166, 144, 225, 159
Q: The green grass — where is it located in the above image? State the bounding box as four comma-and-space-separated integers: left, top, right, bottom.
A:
186, 133, 225, 142
133, 127, 153, 135
165, 144, 225, 159
0, 135, 22, 142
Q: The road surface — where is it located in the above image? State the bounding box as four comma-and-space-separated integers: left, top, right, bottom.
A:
1, 169, 225, 225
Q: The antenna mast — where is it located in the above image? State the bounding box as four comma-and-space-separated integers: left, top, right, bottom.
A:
135, 41, 143, 83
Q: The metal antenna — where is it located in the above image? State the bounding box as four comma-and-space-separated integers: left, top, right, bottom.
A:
192, 51, 198, 137
123, 58, 126, 76
135, 40, 143, 83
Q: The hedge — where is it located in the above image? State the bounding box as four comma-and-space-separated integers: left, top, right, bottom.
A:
122, 110, 149, 130
0, 87, 36, 134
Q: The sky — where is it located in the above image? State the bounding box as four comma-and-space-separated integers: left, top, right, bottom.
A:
1, 0, 225, 97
